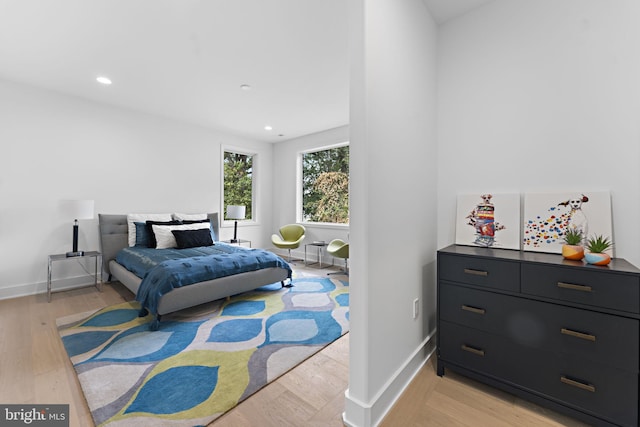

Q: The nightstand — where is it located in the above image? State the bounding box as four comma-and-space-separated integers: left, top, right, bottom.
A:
47, 251, 102, 302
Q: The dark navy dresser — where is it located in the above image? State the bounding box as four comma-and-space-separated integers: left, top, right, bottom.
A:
437, 244, 640, 427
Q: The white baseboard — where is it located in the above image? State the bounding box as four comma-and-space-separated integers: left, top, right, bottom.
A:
0, 274, 103, 301
343, 331, 436, 427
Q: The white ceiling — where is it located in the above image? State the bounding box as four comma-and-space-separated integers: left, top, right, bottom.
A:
0, 0, 491, 143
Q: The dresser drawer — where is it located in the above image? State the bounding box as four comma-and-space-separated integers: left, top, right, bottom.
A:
439, 253, 520, 292
440, 283, 639, 370
538, 302, 639, 371
439, 283, 517, 334
521, 264, 640, 314
520, 350, 638, 427
438, 321, 522, 384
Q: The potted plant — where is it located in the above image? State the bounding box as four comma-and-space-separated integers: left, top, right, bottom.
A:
561, 228, 584, 260
584, 234, 613, 265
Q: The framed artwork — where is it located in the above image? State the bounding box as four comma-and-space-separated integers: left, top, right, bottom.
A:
455, 193, 521, 250
523, 191, 613, 255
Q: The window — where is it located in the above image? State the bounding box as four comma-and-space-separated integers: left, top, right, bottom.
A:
223, 149, 254, 221
300, 144, 349, 224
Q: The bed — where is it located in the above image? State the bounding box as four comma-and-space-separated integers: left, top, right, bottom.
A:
99, 212, 292, 330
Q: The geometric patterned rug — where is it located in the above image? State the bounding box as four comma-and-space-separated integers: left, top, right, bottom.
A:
57, 274, 349, 426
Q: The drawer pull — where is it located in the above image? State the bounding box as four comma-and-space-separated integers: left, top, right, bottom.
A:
461, 344, 485, 357
561, 328, 596, 342
461, 305, 486, 315
560, 376, 596, 393
557, 282, 593, 292
464, 268, 488, 277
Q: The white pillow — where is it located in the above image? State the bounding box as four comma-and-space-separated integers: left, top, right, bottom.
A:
126, 213, 172, 247
172, 212, 208, 221
152, 222, 212, 249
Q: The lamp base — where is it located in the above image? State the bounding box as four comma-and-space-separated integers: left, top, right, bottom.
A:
66, 251, 85, 257
229, 239, 238, 243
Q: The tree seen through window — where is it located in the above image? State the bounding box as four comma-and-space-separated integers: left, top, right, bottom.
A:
224, 151, 253, 220
302, 145, 349, 224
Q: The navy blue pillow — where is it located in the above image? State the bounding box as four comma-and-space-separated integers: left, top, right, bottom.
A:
182, 218, 216, 241
182, 219, 210, 224
134, 222, 151, 247
171, 228, 214, 249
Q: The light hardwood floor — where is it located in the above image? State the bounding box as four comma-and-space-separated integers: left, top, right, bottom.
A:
0, 264, 588, 427
381, 361, 589, 427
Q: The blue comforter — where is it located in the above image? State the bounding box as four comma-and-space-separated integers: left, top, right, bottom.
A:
116, 243, 292, 316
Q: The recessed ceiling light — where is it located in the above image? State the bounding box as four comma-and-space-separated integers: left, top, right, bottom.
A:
240, 84, 251, 91
96, 76, 112, 85
264, 125, 273, 131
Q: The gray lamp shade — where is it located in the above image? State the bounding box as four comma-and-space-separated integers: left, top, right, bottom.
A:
226, 205, 246, 220
61, 199, 95, 220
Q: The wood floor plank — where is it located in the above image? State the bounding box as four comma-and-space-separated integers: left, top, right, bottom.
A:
0, 295, 35, 403
379, 360, 439, 427
305, 389, 348, 427
278, 352, 349, 411
382, 360, 591, 427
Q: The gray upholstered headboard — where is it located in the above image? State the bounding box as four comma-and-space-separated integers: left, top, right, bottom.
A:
98, 214, 128, 277
98, 213, 220, 278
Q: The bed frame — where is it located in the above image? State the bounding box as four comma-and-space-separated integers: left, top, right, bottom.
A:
98, 213, 290, 328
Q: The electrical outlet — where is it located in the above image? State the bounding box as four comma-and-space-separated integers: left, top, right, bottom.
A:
413, 298, 419, 319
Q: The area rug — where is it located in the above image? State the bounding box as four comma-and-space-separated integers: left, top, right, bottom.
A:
57, 274, 349, 427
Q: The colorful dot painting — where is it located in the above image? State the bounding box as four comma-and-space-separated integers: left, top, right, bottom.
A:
523, 209, 571, 247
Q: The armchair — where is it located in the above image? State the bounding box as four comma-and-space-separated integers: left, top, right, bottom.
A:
271, 224, 306, 262
327, 239, 349, 275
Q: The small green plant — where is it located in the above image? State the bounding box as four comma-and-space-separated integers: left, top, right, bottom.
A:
563, 228, 583, 245
586, 234, 613, 253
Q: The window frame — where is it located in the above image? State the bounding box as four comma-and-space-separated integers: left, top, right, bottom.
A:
221, 146, 258, 227
297, 141, 350, 227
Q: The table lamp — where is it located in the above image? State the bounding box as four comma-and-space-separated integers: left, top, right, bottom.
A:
226, 205, 246, 243
61, 200, 94, 257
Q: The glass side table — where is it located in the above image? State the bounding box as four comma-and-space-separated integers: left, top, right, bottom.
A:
221, 239, 252, 248
305, 241, 331, 268
47, 251, 102, 302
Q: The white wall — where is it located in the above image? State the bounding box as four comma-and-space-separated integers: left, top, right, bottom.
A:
437, 0, 640, 267
345, 0, 438, 425
271, 125, 350, 262
0, 79, 274, 299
